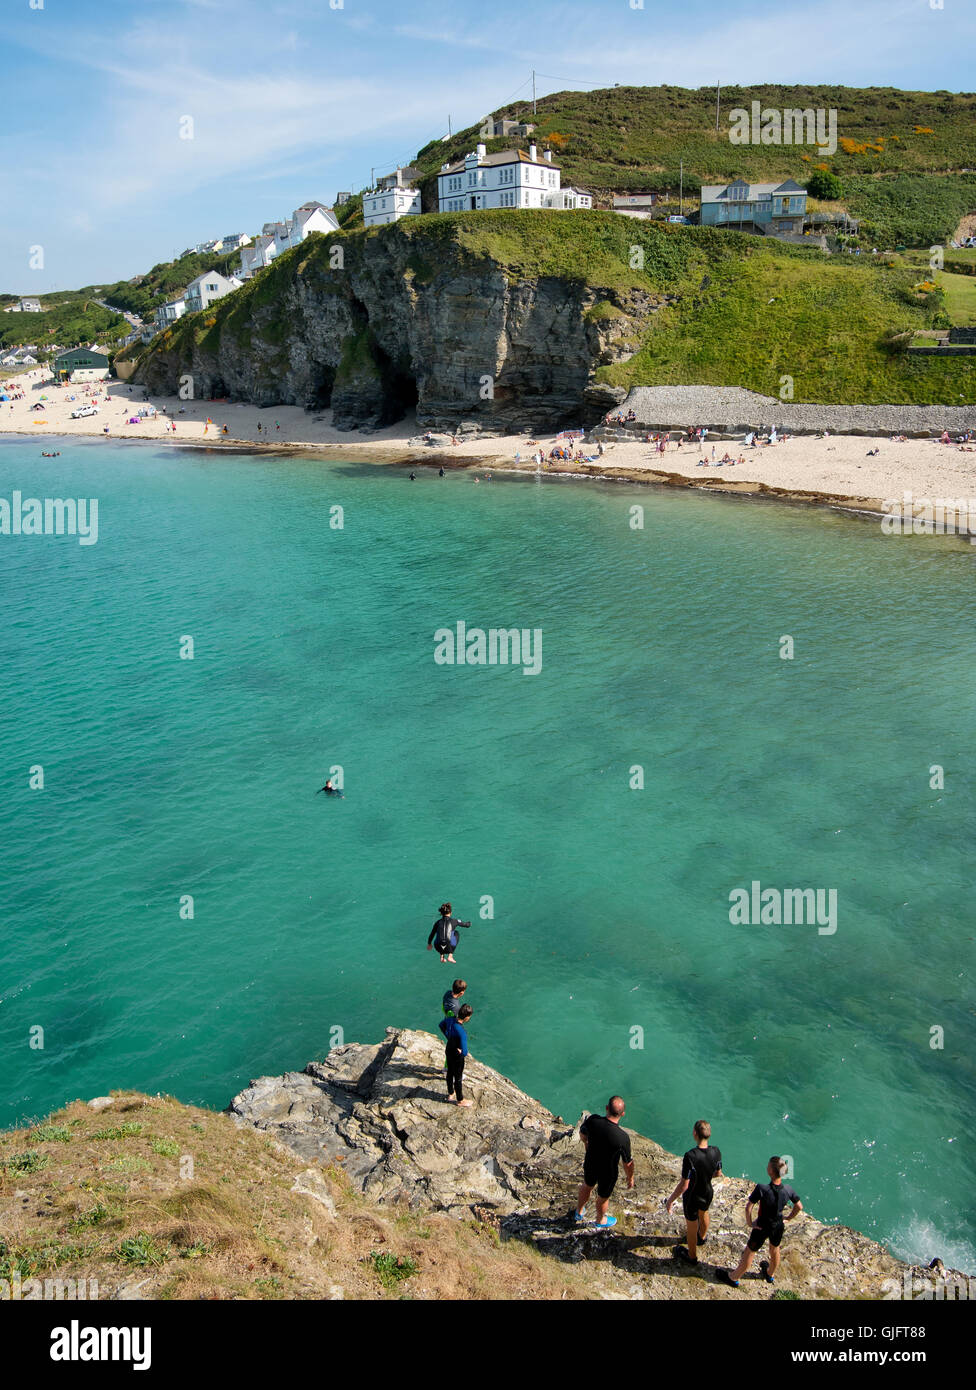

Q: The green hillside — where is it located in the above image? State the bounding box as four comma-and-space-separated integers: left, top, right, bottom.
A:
83, 247, 242, 320
136, 214, 976, 405
414, 85, 976, 246
0, 299, 127, 355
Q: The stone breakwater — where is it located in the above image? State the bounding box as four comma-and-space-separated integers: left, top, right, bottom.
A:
228, 1027, 962, 1299
604, 385, 976, 438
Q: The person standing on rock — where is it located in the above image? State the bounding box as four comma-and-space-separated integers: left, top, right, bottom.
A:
575, 1096, 635, 1229
439, 1002, 473, 1107
443, 979, 467, 1017
718, 1157, 802, 1287
665, 1119, 722, 1265
427, 902, 470, 964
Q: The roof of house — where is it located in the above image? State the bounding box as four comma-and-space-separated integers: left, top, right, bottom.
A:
185, 271, 235, 292
54, 347, 110, 364
440, 148, 561, 176
701, 178, 806, 202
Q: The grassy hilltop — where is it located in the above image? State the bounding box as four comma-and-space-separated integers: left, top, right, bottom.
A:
414, 85, 976, 247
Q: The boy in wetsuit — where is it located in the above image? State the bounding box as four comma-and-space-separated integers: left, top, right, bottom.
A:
439, 1003, 473, 1107
666, 1119, 722, 1264
575, 1096, 635, 1229
443, 979, 467, 1017
426, 903, 470, 964
719, 1157, 802, 1286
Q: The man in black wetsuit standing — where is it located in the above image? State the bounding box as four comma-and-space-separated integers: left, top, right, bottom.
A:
575, 1096, 635, 1229
665, 1119, 723, 1265
719, 1157, 802, 1287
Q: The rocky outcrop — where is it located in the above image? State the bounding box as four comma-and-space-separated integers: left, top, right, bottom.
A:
228, 1028, 961, 1299
135, 228, 653, 434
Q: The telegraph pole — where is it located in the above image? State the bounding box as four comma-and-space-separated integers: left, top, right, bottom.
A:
715, 81, 721, 133
680, 160, 683, 216
532, 70, 537, 115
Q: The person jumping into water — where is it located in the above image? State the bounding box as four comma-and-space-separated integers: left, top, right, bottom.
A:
666, 1119, 722, 1265
427, 902, 470, 963
439, 1002, 473, 1106
719, 1157, 802, 1287
317, 779, 344, 798
575, 1096, 635, 1229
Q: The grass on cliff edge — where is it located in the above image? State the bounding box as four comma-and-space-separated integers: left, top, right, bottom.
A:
0, 1093, 594, 1301
141, 214, 976, 405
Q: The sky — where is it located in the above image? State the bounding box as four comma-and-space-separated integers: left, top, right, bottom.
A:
1, 0, 973, 292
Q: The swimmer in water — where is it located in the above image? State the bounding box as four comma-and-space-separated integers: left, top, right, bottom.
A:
408, 472, 416, 481
317, 779, 344, 798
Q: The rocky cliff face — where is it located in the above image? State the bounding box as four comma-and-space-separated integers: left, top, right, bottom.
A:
135, 224, 652, 434
228, 1028, 955, 1300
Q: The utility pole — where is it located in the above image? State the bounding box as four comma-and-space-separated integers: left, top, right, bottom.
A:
715, 81, 721, 134
448, 114, 452, 137
532, 70, 537, 115
680, 160, 683, 216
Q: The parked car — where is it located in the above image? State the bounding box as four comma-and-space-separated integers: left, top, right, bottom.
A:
667, 215, 689, 224
70, 404, 99, 418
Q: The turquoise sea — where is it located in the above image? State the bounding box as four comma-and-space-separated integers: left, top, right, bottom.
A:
1, 436, 974, 1271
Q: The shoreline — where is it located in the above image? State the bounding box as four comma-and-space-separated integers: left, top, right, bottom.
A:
5, 369, 976, 528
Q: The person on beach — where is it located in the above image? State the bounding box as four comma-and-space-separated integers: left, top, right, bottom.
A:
718, 1158, 802, 1287
575, 1096, 635, 1229
427, 902, 471, 963
443, 979, 467, 1017
439, 1003, 473, 1106
665, 1120, 722, 1265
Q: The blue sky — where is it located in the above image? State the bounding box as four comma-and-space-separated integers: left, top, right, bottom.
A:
2, 0, 973, 292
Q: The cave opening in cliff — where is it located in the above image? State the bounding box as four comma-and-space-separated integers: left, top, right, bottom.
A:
308, 365, 336, 411
372, 344, 418, 426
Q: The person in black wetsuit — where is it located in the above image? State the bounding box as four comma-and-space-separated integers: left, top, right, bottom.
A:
439, 1003, 473, 1106
442, 979, 467, 1017
575, 1096, 635, 1229
426, 902, 470, 964
719, 1157, 802, 1287
666, 1119, 722, 1264
316, 779, 344, 798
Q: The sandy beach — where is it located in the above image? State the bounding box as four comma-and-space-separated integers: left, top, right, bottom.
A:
4, 369, 976, 519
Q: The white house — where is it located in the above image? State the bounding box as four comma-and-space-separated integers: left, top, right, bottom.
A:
437, 143, 590, 212
237, 202, 339, 277
183, 271, 242, 315
220, 233, 251, 252
238, 233, 278, 278
364, 168, 422, 227
19, 297, 43, 312
154, 298, 187, 332
286, 201, 339, 247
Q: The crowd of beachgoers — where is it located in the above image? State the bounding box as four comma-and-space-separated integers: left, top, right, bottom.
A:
3, 368, 976, 512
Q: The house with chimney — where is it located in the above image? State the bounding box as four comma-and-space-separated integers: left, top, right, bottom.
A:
364, 167, 422, 227
437, 142, 591, 212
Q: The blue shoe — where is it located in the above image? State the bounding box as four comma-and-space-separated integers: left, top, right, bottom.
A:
573, 1209, 587, 1223
594, 1216, 617, 1229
